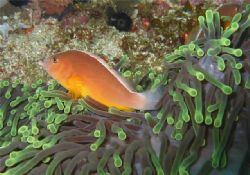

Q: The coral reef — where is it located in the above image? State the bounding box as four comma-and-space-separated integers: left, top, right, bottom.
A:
0, 0, 210, 84
0, 4, 250, 175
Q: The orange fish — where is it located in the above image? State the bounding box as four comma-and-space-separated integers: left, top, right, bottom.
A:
42, 50, 163, 111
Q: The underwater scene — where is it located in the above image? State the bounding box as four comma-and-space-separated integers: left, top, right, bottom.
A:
0, 0, 250, 175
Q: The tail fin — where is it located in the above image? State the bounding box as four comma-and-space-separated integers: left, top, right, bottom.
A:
140, 86, 166, 110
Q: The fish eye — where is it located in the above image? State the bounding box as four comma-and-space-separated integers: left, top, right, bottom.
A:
52, 57, 58, 63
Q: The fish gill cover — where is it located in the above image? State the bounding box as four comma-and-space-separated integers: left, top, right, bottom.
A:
0, 3, 250, 175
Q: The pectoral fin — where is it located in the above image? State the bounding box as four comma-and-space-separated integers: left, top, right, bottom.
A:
68, 91, 81, 99
66, 76, 87, 99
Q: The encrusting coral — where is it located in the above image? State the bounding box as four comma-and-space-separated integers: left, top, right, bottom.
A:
0, 3, 249, 175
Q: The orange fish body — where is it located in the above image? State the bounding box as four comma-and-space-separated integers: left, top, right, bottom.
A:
42, 50, 162, 111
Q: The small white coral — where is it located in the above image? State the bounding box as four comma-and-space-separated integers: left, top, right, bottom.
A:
0, 23, 11, 40
0, 0, 8, 8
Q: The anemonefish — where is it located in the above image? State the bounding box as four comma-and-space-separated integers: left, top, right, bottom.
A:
42, 50, 163, 111
184, 3, 240, 44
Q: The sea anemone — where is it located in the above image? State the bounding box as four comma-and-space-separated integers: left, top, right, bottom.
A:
0, 72, 166, 175
163, 3, 250, 174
